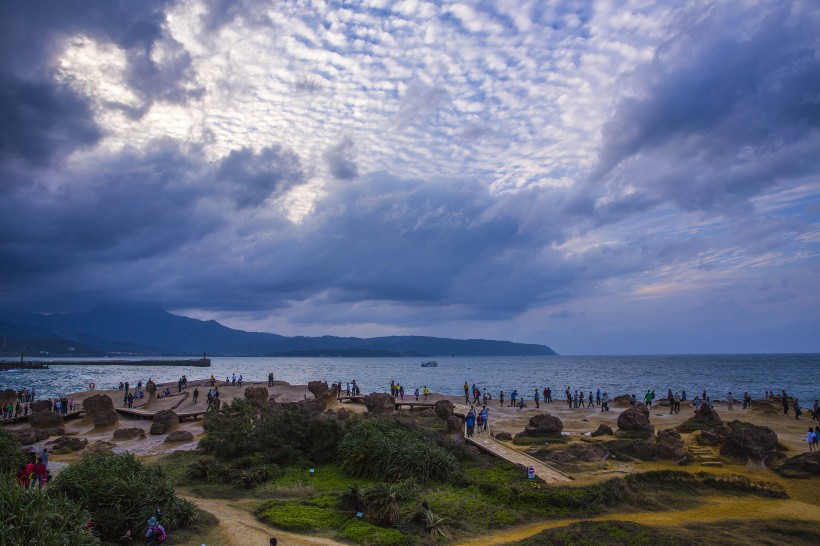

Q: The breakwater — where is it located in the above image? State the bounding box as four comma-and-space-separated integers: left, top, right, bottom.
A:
14, 358, 211, 368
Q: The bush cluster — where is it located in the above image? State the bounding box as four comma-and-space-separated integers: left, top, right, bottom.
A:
0, 478, 99, 545
0, 428, 24, 476
51, 452, 197, 541
200, 400, 346, 466
338, 419, 460, 482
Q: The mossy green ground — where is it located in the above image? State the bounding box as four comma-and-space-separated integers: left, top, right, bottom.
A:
157, 448, 794, 545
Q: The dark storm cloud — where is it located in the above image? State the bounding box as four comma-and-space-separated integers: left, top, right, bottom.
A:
325, 138, 358, 180
216, 146, 305, 208
594, 2, 820, 212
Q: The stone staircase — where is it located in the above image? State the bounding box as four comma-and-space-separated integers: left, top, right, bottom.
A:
688, 446, 723, 466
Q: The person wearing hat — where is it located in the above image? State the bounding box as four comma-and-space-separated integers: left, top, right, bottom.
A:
145, 516, 167, 545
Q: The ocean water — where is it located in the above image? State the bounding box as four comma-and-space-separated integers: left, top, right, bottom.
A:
1, 354, 818, 403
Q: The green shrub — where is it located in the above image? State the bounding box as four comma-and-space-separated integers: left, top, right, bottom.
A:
50, 452, 197, 541
258, 501, 347, 531
339, 519, 410, 546
0, 478, 99, 545
339, 419, 460, 482
0, 428, 24, 476
201, 400, 346, 465
365, 482, 417, 525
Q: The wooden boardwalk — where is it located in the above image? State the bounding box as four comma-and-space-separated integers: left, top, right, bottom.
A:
395, 401, 436, 410
1, 410, 84, 426
115, 407, 205, 421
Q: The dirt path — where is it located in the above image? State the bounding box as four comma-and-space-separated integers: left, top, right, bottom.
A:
454, 495, 820, 545
179, 495, 346, 546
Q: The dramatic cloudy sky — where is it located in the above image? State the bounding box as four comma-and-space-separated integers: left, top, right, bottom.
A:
2, 0, 819, 354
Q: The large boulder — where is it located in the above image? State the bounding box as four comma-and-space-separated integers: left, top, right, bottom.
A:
434, 399, 455, 421
84, 440, 116, 454
307, 381, 329, 399
12, 429, 37, 445
522, 414, 563, 436
446, 415, 462, 432
720, 420, 778, 464
616, 406, 652, 439
30, 400, 53, 413
29, 410, 63, 429
591, 424, 614, 437
494, 431, 512, 441
150, 410, 179, 435
145, 380, 157, 396
244, 386, 269, 406
547, 443, 609, 463
677, 405, 723, 433
779, 452, 820, 478
364, 393, 395, 414
47, 436, 88, 453
83, 394, 119, 427
656, 429, 685, 459
697, 430, 721, 446
164, 430, 195, 443
112, 427, 146, 441
606, 439, 660, 461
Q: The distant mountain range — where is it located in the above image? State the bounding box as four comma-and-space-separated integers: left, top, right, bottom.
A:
0, 305, 556, 357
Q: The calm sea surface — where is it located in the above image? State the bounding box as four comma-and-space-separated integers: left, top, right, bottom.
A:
1, 354, 818, 403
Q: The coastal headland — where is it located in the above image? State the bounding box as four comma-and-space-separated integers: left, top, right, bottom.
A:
3, 377, 819, 545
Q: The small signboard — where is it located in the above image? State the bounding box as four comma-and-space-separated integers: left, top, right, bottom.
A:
309, 468, 315, 474
527, 466, 536, 479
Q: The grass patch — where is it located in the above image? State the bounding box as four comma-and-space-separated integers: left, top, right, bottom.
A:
339, 519, 413, 545
258, 501, 347, 532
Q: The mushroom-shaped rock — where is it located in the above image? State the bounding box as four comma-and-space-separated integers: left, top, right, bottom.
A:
591, 424, 614, 437
364, 393, 395, 414
29, 411, 63, 429
164, 430, 195, 443
47, 436, 88, 453
244, 386, 269, 406
112, 427, 146, 441
150, 409, 179, 435
677, 405, 724, 432
523, 413, 564, 436
720, 420, 778, 464
30, 400, 53, 413
656, 429, 685, 459
308, 381, 329, 399
434, 399, 455, 421
145, 379, 157, 395
83, 394, 119, 427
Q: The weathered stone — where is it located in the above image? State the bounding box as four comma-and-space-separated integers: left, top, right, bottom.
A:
29, 410, 63, 429
446, 414, 462, 432
677, 452, 696, 466
30, 400, 53, 413
12, 429, 37, 445
522, 413, 563, 436
617, 406, 653, 439
145, 380, 157, 395
164, 430, 195, 443
494, 431, 512, 441
85, 440, 115, 454
713, 425, 732, 440
244, 386, 269, 406
779, 452, 820, 477
606, 439, 659, 461
364, 392, 395, 414
720, 420, 778, 464
112, 427, 146, 441
83, 394, 119, 427
612, 394, 633, 406
47, 436, 88, 453
656, 429, 684, 458
150, 409, 179, 435
697, 430, 721, 446
336, 408, 349, 421
288, 398, 327, 413
434, 399, 455, 421
547, 443, 609, 463
307, 381, 329, 398
591, 424, 614, 437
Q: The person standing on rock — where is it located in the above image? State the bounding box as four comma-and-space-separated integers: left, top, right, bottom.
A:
481, 405, 489, 432
193, 388, 199, 404
601, 392, 609, 412
499, 390, 504, 407
645, 390, 653, 409
727, 392, 734, 411
673, 392, 681, 414
268, 373, 274, 387
534, 388, 540, 409
794, 399, 802, 420
782, 391, 790, 415
588, 391, 594, 408
463, 381, 469, 403
807, 428, 816, 452
423, 386, 429, 400
510, 389, 518, 407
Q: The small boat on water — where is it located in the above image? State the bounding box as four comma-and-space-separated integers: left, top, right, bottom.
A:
420, 360, 439, 367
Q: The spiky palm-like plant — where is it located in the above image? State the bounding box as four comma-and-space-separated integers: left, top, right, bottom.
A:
365, 483, 405, 525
